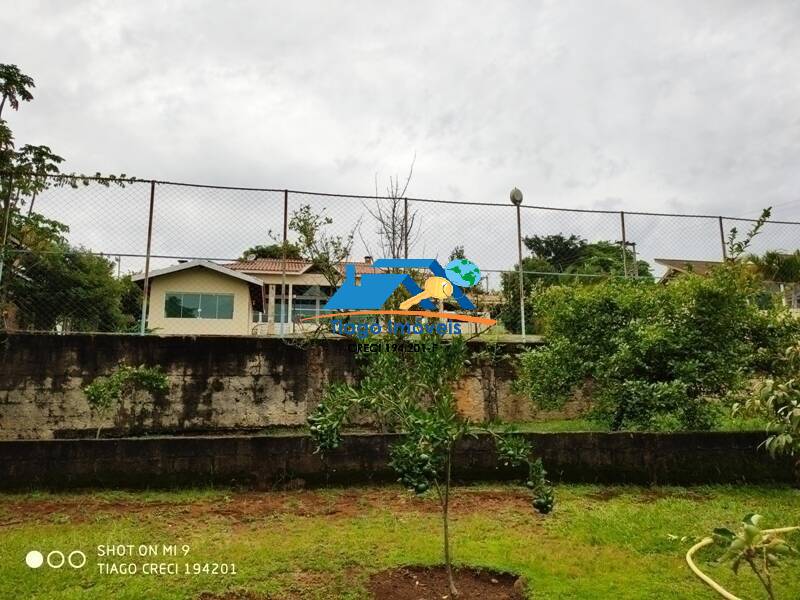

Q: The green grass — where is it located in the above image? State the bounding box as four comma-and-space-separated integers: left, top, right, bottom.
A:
266, 415, 772, 436
505, 415, 773, 433
508, 419, 607, 432
0, 484, 798, 599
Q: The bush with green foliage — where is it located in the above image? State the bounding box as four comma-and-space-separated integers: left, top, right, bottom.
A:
8, 214, 141, 332
308, 335, 553, 597
515, 261, 799, 431
497, 234, 652, 333
736, 342, 800, 481
83, 364, 169, 438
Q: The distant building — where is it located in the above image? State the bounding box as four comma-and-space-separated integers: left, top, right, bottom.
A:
655, 258, 723, 282
131, 260, 266, 336
133, 257, 378, 335
655, 257, 800, 311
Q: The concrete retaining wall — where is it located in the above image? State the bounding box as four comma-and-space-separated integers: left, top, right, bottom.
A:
0, 432, 792, 490
0, 333, 585, 440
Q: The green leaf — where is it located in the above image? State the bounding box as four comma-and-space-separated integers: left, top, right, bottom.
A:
713, 528, 736, 544
742, 514, 763, 527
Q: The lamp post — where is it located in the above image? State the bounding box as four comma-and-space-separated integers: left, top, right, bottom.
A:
510, 187, 526, 342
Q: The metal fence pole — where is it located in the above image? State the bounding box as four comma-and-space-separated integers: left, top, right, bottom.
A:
515, 203, 526, 342
280, 190, 288, 337
403, 197, 408, 259
620, 211, 628, 278
718, 216, 728, 261
139, 180, 156, 335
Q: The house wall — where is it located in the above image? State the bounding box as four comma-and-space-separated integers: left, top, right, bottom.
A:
0, 334, 582, 440
146, 269, 254, 336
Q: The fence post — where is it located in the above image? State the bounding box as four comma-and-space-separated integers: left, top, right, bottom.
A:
515, 203, 526, 342
139, 180, 156, 335
718, 216, 727, 261
403, 197, 408, 259
0, 174, 14, 292
620, 211, 628, 278
280, 190, 288, 336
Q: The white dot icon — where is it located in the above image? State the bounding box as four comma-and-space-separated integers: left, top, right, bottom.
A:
25, 550, 44, 569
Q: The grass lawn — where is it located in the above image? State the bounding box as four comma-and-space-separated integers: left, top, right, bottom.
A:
0, 484, 798, 599
508, 415, 773, 433
263, 415, 773, 436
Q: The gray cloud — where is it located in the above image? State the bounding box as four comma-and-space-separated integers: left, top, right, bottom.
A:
4, 0, 800, 274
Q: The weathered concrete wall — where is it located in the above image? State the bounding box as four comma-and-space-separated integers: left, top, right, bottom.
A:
0, 333, 574, 440
0, 432, 792, 490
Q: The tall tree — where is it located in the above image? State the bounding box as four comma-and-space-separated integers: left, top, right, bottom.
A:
6, 212, 136, 331
524, 234, 586, 271
239, 243, 302, 261
498, 234, 652, 333
287, 204, 357, 288
748, 250, 800, 283
0, 64, 135, 332
0, 64, 34, 119
448, 245, 466, 262
523, 233, 650, 276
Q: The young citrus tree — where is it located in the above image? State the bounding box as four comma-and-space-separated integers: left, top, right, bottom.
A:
307, 335, 553, 597
712, 514, 798, 600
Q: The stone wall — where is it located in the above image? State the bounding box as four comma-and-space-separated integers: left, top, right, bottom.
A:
0, 333, 577, 440
0, 432, 792, 490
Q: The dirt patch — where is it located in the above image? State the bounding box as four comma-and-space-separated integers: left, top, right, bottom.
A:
0, 488, 537, 527
636, 489, 713, 503
197, 592, 269, 600
367, 566, 525, 600
584, 488, 624, 502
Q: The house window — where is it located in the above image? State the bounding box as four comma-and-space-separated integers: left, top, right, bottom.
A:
165, 292, 234, 319
292, 299, 317, 321
273, 298, 291, 323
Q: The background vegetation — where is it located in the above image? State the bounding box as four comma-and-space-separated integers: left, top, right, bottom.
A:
514, 260, 799, 431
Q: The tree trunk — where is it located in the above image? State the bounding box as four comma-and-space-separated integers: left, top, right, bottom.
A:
442, 447, 458, 597
27, 190, 37, 217
0, 174, 14, 299
746, 557, 774, 600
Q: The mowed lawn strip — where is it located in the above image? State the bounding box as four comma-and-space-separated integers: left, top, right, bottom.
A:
0, 484, 797, 599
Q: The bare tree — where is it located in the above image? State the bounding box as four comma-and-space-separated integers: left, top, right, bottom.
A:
362, 154, 420, 259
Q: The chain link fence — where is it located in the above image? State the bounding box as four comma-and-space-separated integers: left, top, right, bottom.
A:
1, 174, 798, 337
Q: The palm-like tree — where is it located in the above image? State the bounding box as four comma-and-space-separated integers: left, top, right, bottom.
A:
747, 250, 800, 283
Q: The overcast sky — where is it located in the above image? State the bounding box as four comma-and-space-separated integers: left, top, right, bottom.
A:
4, 1, 800, 274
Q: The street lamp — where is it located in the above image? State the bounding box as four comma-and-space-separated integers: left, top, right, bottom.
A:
510, 188, 526, 342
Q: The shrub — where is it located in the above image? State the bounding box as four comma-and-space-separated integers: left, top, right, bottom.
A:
83, 364, 169, 438
515, 262, 799, 431
736, 342, 800, 482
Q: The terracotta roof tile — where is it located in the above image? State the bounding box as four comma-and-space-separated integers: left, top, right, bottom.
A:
225, 259, 381, 275
225, 258, 310, 273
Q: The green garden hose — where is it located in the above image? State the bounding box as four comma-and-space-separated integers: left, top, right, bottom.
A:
685, 527, 799, 599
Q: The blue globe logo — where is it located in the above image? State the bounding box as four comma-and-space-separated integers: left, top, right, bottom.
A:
445, 258, 481, 288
